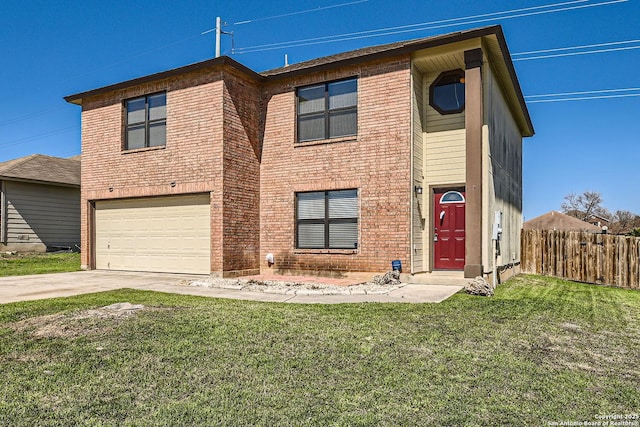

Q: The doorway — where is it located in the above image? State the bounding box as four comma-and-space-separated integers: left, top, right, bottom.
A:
433, 188, 465, 270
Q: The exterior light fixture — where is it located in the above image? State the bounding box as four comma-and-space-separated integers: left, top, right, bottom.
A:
414, 186, 423, 195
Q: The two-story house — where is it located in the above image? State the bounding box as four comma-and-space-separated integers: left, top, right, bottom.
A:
65, 25, 534, 280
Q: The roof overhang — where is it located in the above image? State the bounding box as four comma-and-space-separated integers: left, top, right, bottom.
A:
0, 176, 80, 188
64, 56, 264, 106
258, 26, 533, 136
63, 25, 532, 136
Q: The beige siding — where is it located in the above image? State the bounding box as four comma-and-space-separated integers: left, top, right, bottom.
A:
424, 67, 466, 185
411, 64, 425, 272
425, 129, 466, 184
4, 181, 80, 249
482, 63, 523, 270
420, 58, 467, 271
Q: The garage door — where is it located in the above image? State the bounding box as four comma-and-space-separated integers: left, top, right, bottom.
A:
95, 194, 210, 274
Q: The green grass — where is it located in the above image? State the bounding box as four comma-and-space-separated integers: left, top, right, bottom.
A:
0, 275, 638, 426
0, 252, 81, 276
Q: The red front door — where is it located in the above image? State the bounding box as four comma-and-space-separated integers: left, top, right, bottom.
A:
433, 188, 465, 270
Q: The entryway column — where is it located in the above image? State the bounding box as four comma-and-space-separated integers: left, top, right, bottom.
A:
464, 48, 484, 278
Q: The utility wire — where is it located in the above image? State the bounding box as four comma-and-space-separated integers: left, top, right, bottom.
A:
233, 0, 627, 53
526, 87, 640, 98
201, 0, 368, 33
514, 44, 640, 61
0, 105, 67, 128
2, 0, 633, 128
513, 38, 640, 56
232, 0, 368, 25
0, 127, 76, 148
526, 93, 640, 103
525, 87, 640, 104
234, 0, 591, 52
238, 0, 590, 50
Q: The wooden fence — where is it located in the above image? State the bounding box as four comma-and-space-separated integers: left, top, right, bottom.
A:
521, 229, 640, 289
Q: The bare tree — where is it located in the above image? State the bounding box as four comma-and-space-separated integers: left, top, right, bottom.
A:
610, 210, 640, 235
561, 191, 609, 221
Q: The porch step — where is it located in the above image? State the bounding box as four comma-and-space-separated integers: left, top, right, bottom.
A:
400, 272, 469, 286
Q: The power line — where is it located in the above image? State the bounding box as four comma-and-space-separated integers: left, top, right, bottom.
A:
524, 87, 640, 103
0, 105, 67, 128
3, 0, 634, 128
234, 0, 593, 52
526, 93, 640, 103
201, 0, 369, 34
0, 127, 76, 148
232, 0, 368, 25
513, 44, 640, 61
526, 87, 640, 98
233, 0, 627, 53
513, 38, 640, 56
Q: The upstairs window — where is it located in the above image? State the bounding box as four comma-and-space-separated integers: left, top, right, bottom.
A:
125, 92, 166, 150
296, 189, 359, 249
297, 78, 357, 142
429, 70, 465, 115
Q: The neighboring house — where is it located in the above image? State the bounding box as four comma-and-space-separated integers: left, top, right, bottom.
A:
0, 154, 81, 252
585, 214, 610, 229
65, 25, 534, 279
523, 211, 603, 233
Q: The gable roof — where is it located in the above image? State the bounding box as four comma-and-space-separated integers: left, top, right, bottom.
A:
263, 25, 503, 77
0, 154, 81, 187
64, 25, 532, 136
523, 210, 603, 232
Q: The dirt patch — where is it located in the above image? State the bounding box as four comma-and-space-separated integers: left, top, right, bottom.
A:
7, 302, 149, 339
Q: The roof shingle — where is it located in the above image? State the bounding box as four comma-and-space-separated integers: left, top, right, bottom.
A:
0, 154, 80, 186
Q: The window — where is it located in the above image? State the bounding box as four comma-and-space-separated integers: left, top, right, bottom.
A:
297, 78, 357, 142
439, 191, 465, 203
125, 92, 166, 150
429, 70, 465, 115
296, 189, 358, 249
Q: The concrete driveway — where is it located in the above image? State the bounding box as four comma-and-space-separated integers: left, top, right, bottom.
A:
0, 270, 464, 305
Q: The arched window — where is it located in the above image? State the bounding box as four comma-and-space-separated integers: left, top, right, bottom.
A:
439, 191, 465, 204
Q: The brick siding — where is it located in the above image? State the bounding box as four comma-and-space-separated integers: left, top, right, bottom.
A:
260, 56, 412, 274
80, 56, 413, 275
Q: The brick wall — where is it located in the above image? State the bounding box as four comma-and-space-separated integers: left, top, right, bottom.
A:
221, 69, 263, 275
80, 65, 262, 274
260, 56, 413, 274
80, 56, 414, 276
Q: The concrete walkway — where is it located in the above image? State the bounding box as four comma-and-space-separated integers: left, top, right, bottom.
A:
0, 270, 465, 305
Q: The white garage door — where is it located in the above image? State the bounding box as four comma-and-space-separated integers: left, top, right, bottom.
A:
95, 194, 211, 274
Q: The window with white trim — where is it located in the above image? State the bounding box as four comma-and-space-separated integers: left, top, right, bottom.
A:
439, 191, 465, 203
125, 92, 166, 150
297, 78, 357, 142
296, 189, 358, 249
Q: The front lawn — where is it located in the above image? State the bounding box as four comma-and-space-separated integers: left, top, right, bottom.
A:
0, 252, 81, 277
0, 275, 638, 426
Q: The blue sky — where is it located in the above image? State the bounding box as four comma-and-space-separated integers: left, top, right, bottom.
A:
1, 0, 638, 220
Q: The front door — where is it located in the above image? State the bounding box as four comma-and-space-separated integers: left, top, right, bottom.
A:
433, 188, 465, 270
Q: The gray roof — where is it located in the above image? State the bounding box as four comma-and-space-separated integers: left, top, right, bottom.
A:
262, 26, 497, 77
0, 154, 80, 187
523, 210, 602, 232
